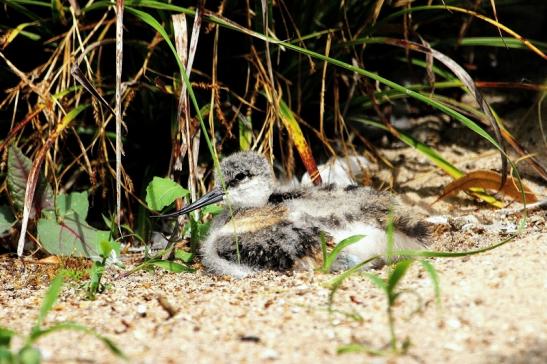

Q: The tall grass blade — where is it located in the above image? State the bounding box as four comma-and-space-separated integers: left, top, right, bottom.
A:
386, 260, 412, 295
420, 260, 441, 307
35, 275, 63, 329
114, 0, 125, 226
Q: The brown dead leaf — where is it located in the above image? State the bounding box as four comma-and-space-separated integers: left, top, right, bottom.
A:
37, 256, 62, 265
438, 170, 538, 203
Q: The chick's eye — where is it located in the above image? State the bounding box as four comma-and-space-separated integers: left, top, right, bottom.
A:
235, 172, 247, 181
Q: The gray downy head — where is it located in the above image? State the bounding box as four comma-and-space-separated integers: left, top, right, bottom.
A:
216, 151, 274, 209
151, 151, 275, 219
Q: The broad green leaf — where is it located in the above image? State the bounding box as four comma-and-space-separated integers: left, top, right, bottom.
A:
196, 220, 213, 242
7, 145, 54, 215
145, 177, 189, 212
35, 275, 63, 329
18, 346, 40, 364
0, 348, 14, 363
201, 204, 223, 215
37, 216, 111, 260
98, 240, 114, 258
0, 327, 15, 348
55, 191, 89, 219
0, 206, 15, 234
175, 250, 194, 263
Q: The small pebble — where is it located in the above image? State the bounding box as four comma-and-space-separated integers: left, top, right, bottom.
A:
447, 318, 462, 329
136, 304, 147, 317
260, 348, 279, 360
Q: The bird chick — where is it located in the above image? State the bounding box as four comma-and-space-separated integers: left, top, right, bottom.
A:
155, 151, 429, 278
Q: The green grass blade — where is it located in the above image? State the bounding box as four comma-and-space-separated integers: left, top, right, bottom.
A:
148, 259, 194, 273
322, 235, 365, 273
18, 346, 41, 364
420, 260, 441, 307
324, 256, 381, 309
0, 327, 15, 348
364, 272, 387, 291
319, 232, 328, 270
386, 212, 394, 264
125, 6, 220, 171
94, 1, 499, 152
386, 260, 413, 293
395, 234, 516, 258
449, 37, 547, 51
352, 117, 462, 178
324, 255, 381, 290
351, 117, 504, 207
35, 275, 63, 329
30, 322, 126, 359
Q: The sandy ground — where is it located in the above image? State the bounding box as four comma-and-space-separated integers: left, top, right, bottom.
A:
1, 143, 546, 364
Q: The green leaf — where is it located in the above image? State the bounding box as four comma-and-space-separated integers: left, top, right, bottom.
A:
98, 240, 114, 258
29, 322, 125, 359
60, 104, 89, 128
0, 206, 15, 234
323, 235, 365, 272
37, 216, 111, 260
7, 145, 54, 215
320, 232, 328, 271
148, 259, 194, 273
237, 112, 253, 151
145, 177, 189, 212
55, 191, 89, 219
387, 260, 413, 293
86, 261, 105, 300
364, 272, 387, 291
386, 212, 395, 264
420, 260, 441, 307
18, 346, 40, 364
174, 250, 194, 263
0, 347, 14, 363
337, 343, 384, 356
125, 5, 220, 182
3, 22, 41, 46
35, 275, 63, 329
0, 327, 15, 348
51, 0, 66, 25
196, 220, 213, 242
201, 204, 223, 215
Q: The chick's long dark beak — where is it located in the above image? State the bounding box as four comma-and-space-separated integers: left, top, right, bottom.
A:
151, 188, 225, 219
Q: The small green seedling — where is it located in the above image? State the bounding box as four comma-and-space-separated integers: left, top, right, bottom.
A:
85, 239, 119, 300
0, 275, 125, 363
327, 213, 441, 356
